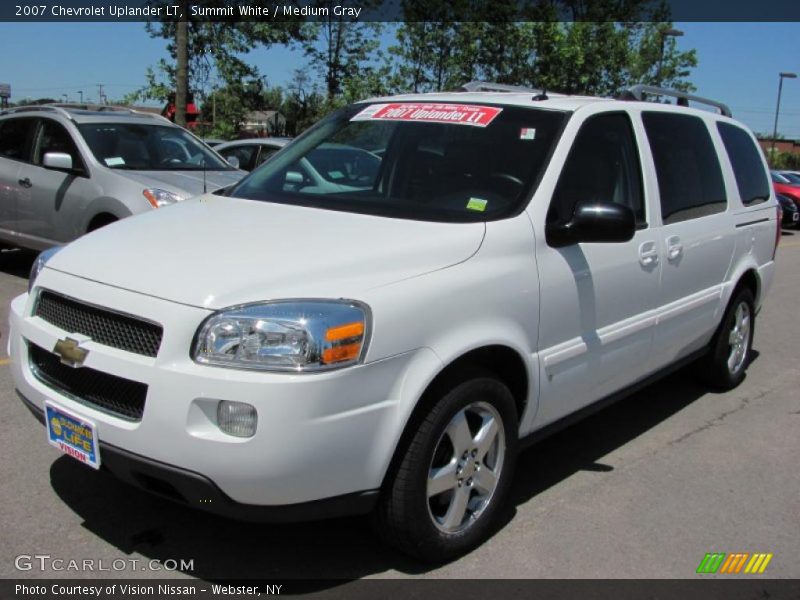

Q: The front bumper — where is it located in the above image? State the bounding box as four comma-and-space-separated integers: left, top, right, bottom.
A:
18, 391, 378, 521
10, 268, 441, 509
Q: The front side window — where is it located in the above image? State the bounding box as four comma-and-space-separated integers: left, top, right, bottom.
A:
548, 112, 645, 228
0, 118, 35, 161
227, 103, 568, 222
33, 119, 86, 175
643, 112, 727, 224
717, 122, 770, 206
254, 146, 280, 167
77, 123, 232, 171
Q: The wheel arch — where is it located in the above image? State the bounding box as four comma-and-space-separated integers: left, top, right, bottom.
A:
379, 343, 530, 491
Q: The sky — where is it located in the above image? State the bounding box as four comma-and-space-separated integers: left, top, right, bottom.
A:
0, 21, 798, 139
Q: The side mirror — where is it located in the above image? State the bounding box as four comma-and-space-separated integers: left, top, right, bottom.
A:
546, 201, 636, 248
285, 171, 304, 185
43, 152, 73, 172
226, 156, 240, 169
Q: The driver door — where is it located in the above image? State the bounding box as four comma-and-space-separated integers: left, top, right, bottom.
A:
535, 112, 661, 425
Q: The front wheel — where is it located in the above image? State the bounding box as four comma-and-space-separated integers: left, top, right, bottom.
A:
372, 375, 518, 562
698, 287, 755, 390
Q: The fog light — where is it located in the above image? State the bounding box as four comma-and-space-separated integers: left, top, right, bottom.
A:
217, 401, 257, 438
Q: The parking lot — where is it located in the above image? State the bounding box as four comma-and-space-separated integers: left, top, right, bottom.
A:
1, 238, 799, 581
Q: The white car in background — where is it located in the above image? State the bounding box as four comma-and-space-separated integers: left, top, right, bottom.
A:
9, 83, 777, 561
214, 138, 292, 171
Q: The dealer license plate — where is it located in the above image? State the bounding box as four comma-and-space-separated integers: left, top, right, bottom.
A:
45, 402, 101, 469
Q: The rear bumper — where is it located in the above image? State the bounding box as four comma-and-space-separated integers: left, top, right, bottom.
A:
18, 390, 378, 522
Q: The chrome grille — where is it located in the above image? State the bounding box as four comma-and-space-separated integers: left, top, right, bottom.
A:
35, 291, 163, 357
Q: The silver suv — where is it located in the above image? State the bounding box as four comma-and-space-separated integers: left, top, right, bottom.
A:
0, 105, 245, 250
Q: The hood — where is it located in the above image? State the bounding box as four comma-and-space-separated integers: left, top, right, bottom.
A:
47, 196, 485, 309
116, 169, 246, 198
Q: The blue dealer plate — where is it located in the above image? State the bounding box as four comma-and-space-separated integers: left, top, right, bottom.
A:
45, 402, 100, 469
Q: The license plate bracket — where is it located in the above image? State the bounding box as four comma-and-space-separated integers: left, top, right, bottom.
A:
45, 402, 101, 469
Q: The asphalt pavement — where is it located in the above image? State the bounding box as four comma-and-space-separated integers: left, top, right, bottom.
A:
1, 237, 798, 581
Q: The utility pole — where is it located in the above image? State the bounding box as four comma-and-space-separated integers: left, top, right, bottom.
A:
97, 83, 105, 104
771, 72, 797, 162
656, 28, 683, 87
78, 90, 83, 104
175, 0, 189, 127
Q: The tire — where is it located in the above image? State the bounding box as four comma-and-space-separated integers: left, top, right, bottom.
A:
372, 374, 518, 562
698, 287, 755, 390
87, 215, 117, 232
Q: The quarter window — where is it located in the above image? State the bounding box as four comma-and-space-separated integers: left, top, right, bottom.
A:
716, 122, 770, 206
548, 112, 645, 228
0, 118, 35, 161
642, 112, 727, 224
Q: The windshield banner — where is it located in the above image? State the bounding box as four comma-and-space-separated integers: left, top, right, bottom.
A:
352, 103, 503, 127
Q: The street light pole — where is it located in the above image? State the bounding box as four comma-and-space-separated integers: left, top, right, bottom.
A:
78, 90, 83, 104
771, 72, 797, 162
656, 28, 683, 87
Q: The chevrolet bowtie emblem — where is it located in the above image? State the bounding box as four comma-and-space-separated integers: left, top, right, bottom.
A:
53, 337, 89, 368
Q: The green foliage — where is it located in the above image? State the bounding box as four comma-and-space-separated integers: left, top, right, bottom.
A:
388, 1, 697, 96
126, 1, 306, 135
768, 150, 800, 170
128, 0, 700, 137
298, 2, 384, 101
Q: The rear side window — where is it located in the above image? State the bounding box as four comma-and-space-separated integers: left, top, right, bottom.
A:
643, 112, 727, 224
717, 122, 770, 206
0, 118, 35, 161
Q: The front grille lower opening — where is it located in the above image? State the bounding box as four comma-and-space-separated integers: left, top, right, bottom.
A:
29, 342, 147, 421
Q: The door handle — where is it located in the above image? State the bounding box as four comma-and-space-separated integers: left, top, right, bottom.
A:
18, 177, 32, 188
638, 241, 659, 267
666, 236, 683, 261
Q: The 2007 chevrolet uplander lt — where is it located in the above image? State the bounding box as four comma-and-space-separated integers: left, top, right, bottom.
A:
8, 83, 778, 561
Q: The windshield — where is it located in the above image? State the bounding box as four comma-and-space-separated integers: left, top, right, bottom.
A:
78, 123, 232, 171
227, 102, 567, 222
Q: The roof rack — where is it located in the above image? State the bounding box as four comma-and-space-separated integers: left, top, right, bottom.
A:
0, 103, 171, 123
459, 81, 565, 98
619, 85, 732, 117
0, 105, 75, 119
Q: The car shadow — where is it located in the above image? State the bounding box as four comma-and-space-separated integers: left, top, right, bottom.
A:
48, 360, 731, 583
0, 248, 36, 279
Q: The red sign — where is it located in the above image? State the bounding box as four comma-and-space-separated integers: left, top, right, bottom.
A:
352, 103, 502, 127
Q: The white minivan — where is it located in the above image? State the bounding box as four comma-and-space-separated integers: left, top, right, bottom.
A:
8, 84, 778, 561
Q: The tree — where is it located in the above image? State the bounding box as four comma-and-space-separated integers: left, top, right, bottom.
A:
299, 1, 384, 102
126, 0, 302, 132
388, 1, 697, 96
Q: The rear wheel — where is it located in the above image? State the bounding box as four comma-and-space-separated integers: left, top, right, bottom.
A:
372, 375, 517, 562
698, 287, 755, 390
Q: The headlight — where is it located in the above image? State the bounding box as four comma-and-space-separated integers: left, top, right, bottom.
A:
143, 188, 184, 208
28, 246, 63, 293
193, 300, 371, 372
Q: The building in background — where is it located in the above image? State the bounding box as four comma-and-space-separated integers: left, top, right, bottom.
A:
243, 110, 286, 136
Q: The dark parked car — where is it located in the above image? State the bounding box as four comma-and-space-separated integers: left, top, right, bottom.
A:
777, 193, 799, 228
